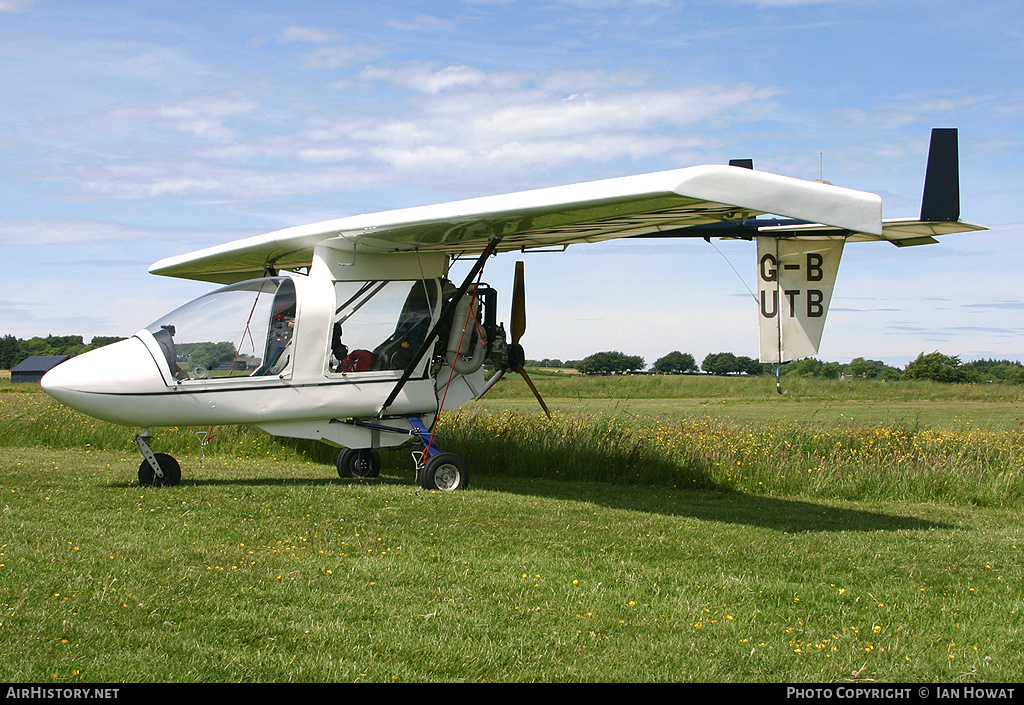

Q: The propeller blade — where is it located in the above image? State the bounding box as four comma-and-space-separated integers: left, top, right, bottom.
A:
511, 260, 526, 345
517, 364, 551, 418
497, 260, 550, 416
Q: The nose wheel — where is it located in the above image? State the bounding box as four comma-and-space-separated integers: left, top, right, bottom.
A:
134, 430, 181, 487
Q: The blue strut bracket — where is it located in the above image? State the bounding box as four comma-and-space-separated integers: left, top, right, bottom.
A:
407, 416, 441, 455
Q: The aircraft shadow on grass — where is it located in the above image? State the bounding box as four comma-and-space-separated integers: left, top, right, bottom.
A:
477, 476, 954, 534
436, 436, 956, 533
109, 469, 953, 535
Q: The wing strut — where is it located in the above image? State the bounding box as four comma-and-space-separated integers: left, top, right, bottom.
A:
378, 236, 503, 416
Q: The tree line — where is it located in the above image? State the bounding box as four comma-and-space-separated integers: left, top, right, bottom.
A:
0, 334, 125, 369
779, 353, 1024, 384
5, 333, 1022, 386
529, 350, 1024, 384
529, 350, 767, 376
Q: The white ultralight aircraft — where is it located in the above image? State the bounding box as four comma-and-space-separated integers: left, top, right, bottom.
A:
42, 128, 985, 490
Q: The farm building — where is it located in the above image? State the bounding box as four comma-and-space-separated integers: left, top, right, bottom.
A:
10, 355, 68, 384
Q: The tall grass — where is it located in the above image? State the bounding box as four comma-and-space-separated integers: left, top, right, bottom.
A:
437, 409, 1024, 507
6, 382, 1023, 506
0, 385, 335, 464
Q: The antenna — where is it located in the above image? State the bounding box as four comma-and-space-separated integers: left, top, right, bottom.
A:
814, 152, 831, 185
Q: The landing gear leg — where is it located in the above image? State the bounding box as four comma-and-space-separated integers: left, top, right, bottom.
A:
408, 416, 469, 491
134, 429, 181, 487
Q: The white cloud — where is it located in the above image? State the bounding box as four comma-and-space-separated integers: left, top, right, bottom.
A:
385, 14, 458, 32
839, 92, 997, 131
36, 59, 784, 202
358, 63, 490, 93
135, 93, 260, 142
0, 0, 34, 12
739, 0, 852, 6
554, 0, 673, 7
346, 62, 783, 181
276, 24, 384, 67
342, 76, 783, 180
0, 218, 146, 246
279, 25, 337, 43
300, 43, 385, 69
0, 218, 216, 247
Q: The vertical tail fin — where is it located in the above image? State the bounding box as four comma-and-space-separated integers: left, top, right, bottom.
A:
920, 128, 960, 222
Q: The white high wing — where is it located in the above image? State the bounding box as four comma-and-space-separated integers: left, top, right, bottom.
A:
41, 129, 985, 489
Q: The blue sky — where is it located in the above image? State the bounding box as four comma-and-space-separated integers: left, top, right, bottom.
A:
2, 0, 1022, 367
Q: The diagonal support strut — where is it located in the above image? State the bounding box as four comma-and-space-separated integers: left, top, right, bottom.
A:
378, 236, 502, 416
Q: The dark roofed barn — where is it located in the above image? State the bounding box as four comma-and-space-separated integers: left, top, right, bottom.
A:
10, 355, 69, 384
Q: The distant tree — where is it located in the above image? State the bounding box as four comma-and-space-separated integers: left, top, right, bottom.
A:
846, 357, 902, 381
0, 335, 19, 369
0, 334, 129, 368
902, 352, 977, 383
701, 352, 740, 375
15, 335, 89, 364
89, 336, 126, 348
702, 352, 768, 376
737, 355, 767, 376
576, 351, 645, 375
653, 351, 698, 374
176, 342, 238, 371
962, 358, 1024, 383
783, 358, 841, 379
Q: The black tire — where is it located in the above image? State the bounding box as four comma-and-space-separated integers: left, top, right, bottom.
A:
419, 452, 468, 491
336, 448, 382, 478
138, 453, 181, 487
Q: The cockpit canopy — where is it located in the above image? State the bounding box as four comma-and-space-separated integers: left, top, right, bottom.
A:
142, 275, 443, 384
146, 277, 296, 380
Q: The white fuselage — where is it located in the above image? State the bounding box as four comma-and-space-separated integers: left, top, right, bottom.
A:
42, 248, 486, 450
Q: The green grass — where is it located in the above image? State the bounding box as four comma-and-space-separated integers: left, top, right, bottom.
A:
487, 369, 1024, 403
482, 372, 1024, 429
1, 379, 1023, 682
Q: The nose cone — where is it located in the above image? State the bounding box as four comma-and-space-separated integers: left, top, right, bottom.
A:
42, 336, 169, 424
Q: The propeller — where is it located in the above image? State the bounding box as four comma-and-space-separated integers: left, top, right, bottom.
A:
506, 261, 551, 418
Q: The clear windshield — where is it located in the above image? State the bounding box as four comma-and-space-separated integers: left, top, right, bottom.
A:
146, 277, 296, 380
329, 280, 437, 373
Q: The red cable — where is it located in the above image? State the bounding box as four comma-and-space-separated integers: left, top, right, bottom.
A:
429, 271, 485, 456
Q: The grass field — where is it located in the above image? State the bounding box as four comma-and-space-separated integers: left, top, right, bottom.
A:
1, 375, 1022, 682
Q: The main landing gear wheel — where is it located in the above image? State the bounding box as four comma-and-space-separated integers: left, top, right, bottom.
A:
336, 448, 382, 478
419, 452, 468, 491
138, 453, 181, 487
